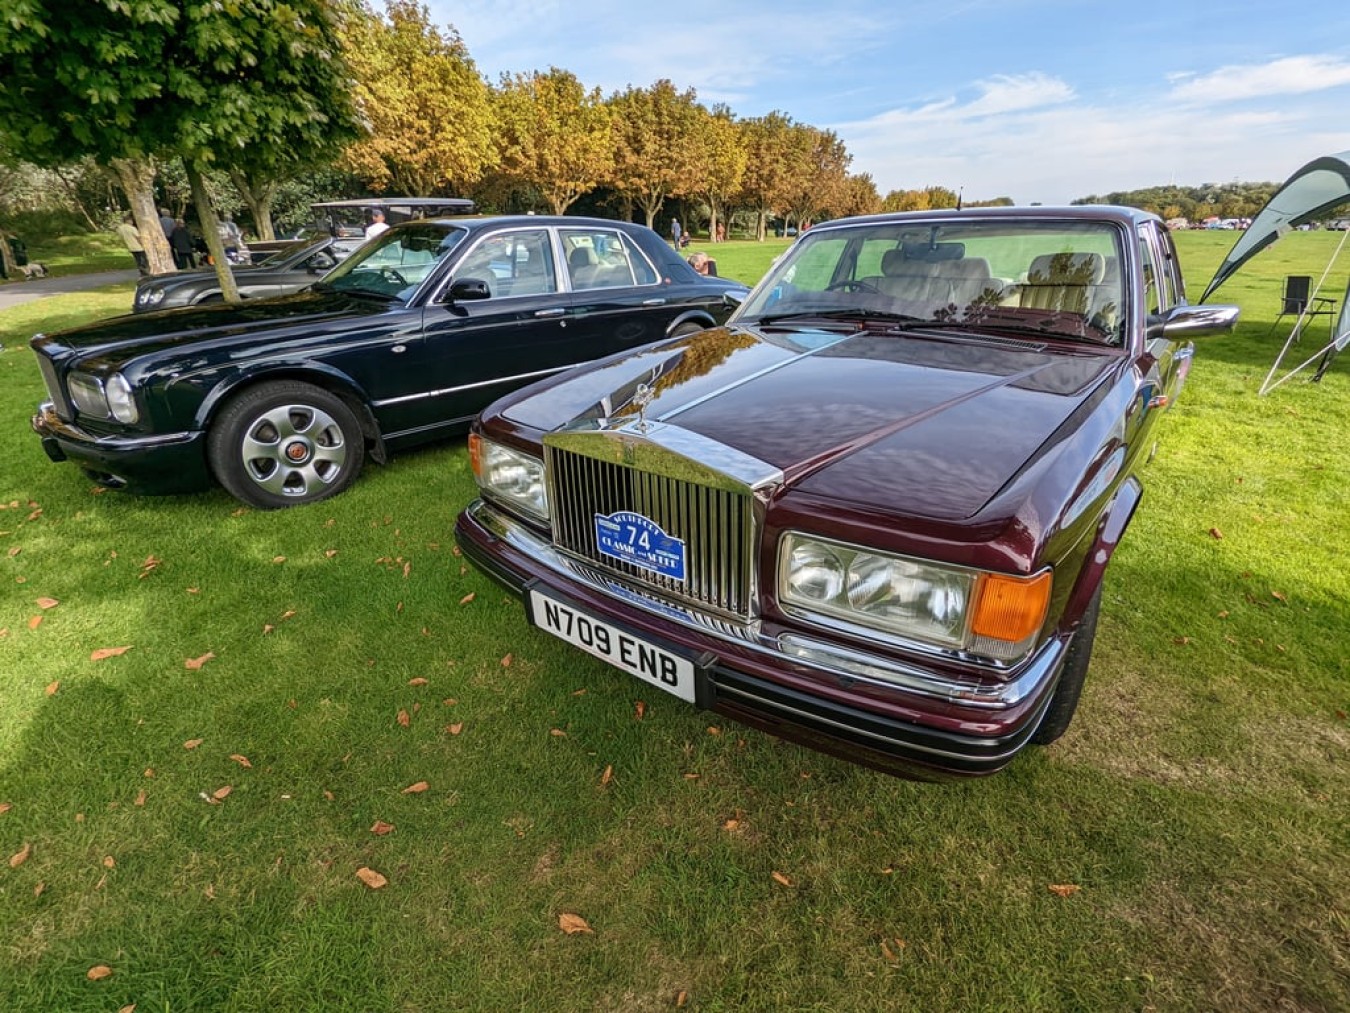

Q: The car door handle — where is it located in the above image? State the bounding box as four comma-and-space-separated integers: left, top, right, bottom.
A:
642, 298, 666, 306
534, 308, 566, 318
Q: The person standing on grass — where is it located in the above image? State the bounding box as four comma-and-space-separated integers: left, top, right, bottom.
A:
116, 216, 149, 275
169, 219, 195, 270
670, 218, 682, 248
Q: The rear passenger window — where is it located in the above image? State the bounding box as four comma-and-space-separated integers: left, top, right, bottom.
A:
561, 229, 656, 290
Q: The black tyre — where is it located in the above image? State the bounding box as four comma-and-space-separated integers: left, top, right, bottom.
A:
1032, 583, 1102, 745
208, 381, 365, 509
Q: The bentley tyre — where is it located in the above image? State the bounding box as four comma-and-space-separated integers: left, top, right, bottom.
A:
209, 381, 365, 509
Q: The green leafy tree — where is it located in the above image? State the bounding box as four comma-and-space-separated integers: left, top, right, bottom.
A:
607, 80, 704, 229
342, 0, 496, 197
493, 68, 612, 215
0, 0, 361, 298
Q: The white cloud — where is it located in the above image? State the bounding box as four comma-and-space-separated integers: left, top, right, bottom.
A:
1169, 55, 1350, 103
839, 87, 1341, 204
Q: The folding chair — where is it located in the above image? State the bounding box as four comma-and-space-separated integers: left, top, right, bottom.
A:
1266, 275, 1338, 341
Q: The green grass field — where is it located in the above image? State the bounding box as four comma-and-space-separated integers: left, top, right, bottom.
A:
0, 231, 1346, 1012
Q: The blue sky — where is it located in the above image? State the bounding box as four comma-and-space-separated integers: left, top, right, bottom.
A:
424, 0, 1350, 205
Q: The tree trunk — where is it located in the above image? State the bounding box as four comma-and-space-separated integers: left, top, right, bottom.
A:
755, 208, 768, 242
0, 234, 16, 277
52, 165, 101, 232
229, 170, 279, 241
109, 156, 175, 274
186, 161, 240, 303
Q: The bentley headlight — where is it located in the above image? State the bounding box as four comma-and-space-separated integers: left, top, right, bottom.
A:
136, 288, 166, 308
779, 532, 1051, 662
67, 372, 111, 418
469, 433, 549, 523
105, 373, 139, 424
783, 540, 845, 602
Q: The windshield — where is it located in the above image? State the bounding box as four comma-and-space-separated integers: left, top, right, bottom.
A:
319, 224, 467, 301
734, 218, 1128, 344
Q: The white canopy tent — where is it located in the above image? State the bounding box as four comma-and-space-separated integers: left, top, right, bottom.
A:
1201, 150, 1350, 394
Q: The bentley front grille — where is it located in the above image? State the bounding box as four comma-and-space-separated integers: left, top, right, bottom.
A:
546, 444, 757, 619
36, 353, 71, 420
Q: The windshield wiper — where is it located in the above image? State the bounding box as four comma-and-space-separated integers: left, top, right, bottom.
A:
752, 308, 927, 326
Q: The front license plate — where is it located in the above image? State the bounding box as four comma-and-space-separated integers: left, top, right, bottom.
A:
528, 590, 696, 704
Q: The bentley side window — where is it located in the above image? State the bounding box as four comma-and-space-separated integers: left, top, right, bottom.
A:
561, 229, 656, 290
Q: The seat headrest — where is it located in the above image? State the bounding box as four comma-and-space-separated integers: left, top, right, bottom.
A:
1027, 252, 1105, 285
568, 246, 598, 269
880, 248, 909, 276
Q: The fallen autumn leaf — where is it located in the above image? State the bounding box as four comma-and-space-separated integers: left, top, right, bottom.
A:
185, 652, 215, 670
401, 781, 429, 794
371, 820, 395, 836
356, 866, 388, 889
90, 646, 132, 661
9, 842, 31, 868
558, 912, 593, 935
86, 965, 113, 981
1048, 883, 1082, 897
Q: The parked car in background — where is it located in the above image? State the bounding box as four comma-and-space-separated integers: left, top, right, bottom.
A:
456, 206, 1239, 779
247, 197, 477, 262
132, 237, 347, 312
31, 216, 749, 508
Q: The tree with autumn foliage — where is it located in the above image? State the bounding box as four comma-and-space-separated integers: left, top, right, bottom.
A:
737, 112, 798, 241
342, 0, 496, 197
836, 173, 883, 218
882, 186, 961, 212
779, 125, 852, 229
493, 68, 612, 215
688, 104, 747, 243
607, 80, 704, 229
0, 0, 361, 299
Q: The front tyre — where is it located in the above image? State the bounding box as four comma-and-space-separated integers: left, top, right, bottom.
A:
208, 381, 365, 509
1031, 583, 1101, 745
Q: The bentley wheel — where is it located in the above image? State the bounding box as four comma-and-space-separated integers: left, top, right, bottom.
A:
1032, 583, 1101, 745
209, 381, 365, 509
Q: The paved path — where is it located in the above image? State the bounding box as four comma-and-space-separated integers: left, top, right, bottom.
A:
0, 269, 140, 311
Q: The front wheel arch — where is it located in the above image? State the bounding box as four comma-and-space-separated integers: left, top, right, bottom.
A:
666, 313, 716, 339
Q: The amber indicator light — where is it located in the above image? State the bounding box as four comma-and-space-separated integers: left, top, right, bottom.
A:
467, 432, 482, 479
971, 571, 1052, 642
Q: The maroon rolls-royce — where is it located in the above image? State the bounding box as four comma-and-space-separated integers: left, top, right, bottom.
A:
454, 207, 1239, 778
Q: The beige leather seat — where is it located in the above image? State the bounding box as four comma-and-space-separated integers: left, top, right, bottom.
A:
1019, 252, 1105, 314
567, 246, 600, 289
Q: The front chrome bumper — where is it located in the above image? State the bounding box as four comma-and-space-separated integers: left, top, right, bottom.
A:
456, 498, 1069, 777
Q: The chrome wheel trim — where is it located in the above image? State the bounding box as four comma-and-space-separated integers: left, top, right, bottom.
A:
240, 403, 348, 498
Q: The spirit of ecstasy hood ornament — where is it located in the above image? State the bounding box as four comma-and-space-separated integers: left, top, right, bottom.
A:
632, 382, 655, 432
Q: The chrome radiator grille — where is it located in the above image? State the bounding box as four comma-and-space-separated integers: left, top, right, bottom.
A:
546, 445, 756, 618
36, 354, 70, 420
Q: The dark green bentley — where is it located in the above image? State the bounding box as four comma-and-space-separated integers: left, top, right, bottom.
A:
30, 215, 747, 508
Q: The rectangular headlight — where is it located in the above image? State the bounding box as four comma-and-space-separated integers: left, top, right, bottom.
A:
469, 433, 549, 523
778, 532, 1050, 663
67, 372, 111, 418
